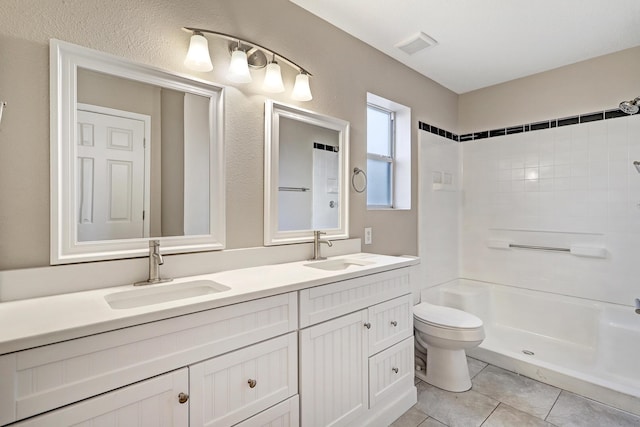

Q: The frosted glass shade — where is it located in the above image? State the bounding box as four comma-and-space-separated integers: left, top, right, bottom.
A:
262, 62, 285, 93
227, 49, 252, 83
291, 73, 312, 101
184, 34, 213, 72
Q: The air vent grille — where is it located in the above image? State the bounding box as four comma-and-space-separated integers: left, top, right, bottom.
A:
395, 32, 438, 55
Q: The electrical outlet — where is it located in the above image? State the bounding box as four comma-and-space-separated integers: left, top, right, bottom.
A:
364, 227, 372, 245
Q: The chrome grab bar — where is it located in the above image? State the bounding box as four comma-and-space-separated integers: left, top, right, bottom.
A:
508, 244, 570, 252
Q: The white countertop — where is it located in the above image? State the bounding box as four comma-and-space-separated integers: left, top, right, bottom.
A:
0, 253, 418, 354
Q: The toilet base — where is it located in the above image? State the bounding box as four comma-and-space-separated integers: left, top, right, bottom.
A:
423, 346, 472, 392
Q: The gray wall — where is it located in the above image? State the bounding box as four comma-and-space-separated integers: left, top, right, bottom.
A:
458, 46, 640, 133
0, 0, 457, 270
160, 89, 185, 237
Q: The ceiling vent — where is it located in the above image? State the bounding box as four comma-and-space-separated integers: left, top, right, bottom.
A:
395, 32, 438, 55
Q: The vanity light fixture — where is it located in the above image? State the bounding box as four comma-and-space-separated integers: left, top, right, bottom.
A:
183, 27, 313, 101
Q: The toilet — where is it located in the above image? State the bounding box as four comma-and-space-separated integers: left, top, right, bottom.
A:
413, 302, 485, 392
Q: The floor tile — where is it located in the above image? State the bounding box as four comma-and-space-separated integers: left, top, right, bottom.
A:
472, 365, 560, 419
419, 418, 447, 427
391, 404, 429, 427
467, 356, 487, 379
482, 403, 554, 427
416, 381, 499, 427
546, 391, 640, 427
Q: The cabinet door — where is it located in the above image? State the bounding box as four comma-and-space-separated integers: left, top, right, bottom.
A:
299, 310, 369, 427
368, 294, 413, 355
189, 333, 297, 427
14, 368, 188, 426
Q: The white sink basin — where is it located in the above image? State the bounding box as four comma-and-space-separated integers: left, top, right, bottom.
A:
105, 280, 230, 309
304, 258, 375, 271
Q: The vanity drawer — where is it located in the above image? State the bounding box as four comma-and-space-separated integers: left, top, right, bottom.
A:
233, 395, 299, 427
368, 337, 414, 409
189, 332, 298, 427
0, 292, 297, 426
299, 267, 410, 327
12, 368, 189, 427
368, 294, 413, 355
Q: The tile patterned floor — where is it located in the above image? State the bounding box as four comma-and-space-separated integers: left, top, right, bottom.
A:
391, 357, 640, 427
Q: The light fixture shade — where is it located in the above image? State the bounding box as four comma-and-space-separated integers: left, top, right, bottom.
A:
227, 49, 252, 83
291, 73, 312, 101
263, 62, 285, 93
184, 33, 213, 72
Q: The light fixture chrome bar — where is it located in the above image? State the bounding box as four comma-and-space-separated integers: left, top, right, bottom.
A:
509, 244, 570, 252
278, 186, 310, 192
183, 27, 312, 76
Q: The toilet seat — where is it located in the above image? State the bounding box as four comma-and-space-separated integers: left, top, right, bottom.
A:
413, 302, 483, 329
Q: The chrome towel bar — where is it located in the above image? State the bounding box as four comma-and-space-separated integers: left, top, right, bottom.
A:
278, 186, 310, 192
508, 244, 570, 252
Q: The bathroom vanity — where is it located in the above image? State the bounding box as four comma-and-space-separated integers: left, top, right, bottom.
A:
0, 254, 418, 426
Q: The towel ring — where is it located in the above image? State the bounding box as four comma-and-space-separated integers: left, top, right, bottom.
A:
352, 167, 367, 193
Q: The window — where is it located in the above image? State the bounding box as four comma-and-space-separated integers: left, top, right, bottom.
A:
367, 104, 395, 207
366, 93, 411, 209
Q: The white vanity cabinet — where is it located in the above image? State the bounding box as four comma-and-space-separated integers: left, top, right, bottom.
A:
0, 293, 298, 426
298, 268, 416, 427
0, 256, 419, 427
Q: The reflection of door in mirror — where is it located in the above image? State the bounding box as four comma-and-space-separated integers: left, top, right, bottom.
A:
77, 105, 150, 241
76, 68, 210, 240
278, 116, 340, 231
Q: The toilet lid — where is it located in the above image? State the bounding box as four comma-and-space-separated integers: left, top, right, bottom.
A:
413, 303, 483, 329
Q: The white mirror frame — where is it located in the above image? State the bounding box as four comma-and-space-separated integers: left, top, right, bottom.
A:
264, 100, 350, 246
50, 40, 225, 264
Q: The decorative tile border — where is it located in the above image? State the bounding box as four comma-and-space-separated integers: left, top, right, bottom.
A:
419, 107, 637, 143
313, 142, 339, 152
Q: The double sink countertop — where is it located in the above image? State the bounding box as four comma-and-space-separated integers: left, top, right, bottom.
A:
0, 253, 418, 355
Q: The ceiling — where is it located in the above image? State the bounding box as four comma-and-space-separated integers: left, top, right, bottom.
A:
290, 0, 640, 94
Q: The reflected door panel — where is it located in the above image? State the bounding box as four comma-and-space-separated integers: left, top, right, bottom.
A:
76, 107, 149, 241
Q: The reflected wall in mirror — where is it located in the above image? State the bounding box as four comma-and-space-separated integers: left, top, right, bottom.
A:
51, 40, 225, 264
264, 100, 350, 246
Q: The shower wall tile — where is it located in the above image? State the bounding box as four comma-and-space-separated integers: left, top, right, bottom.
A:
418, 132, 462, 289
460, 114, 640, 306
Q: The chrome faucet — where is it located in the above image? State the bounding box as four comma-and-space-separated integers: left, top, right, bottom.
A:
134, 240, 173, 286
311, 230, 333, 261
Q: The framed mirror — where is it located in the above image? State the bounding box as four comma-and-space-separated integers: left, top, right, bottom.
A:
264, 100, 350, 245
50, 40, 225, 264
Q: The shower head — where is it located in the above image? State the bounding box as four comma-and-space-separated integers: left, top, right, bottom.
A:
619, 97, 640, 115
634, 161, 640, 174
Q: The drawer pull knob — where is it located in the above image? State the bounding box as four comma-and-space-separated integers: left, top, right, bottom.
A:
364, 322, 371, 329
178, 392, 189, 404
392, 367, 399, 374
248, 379, 257, 388
390, 320, 398, 327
